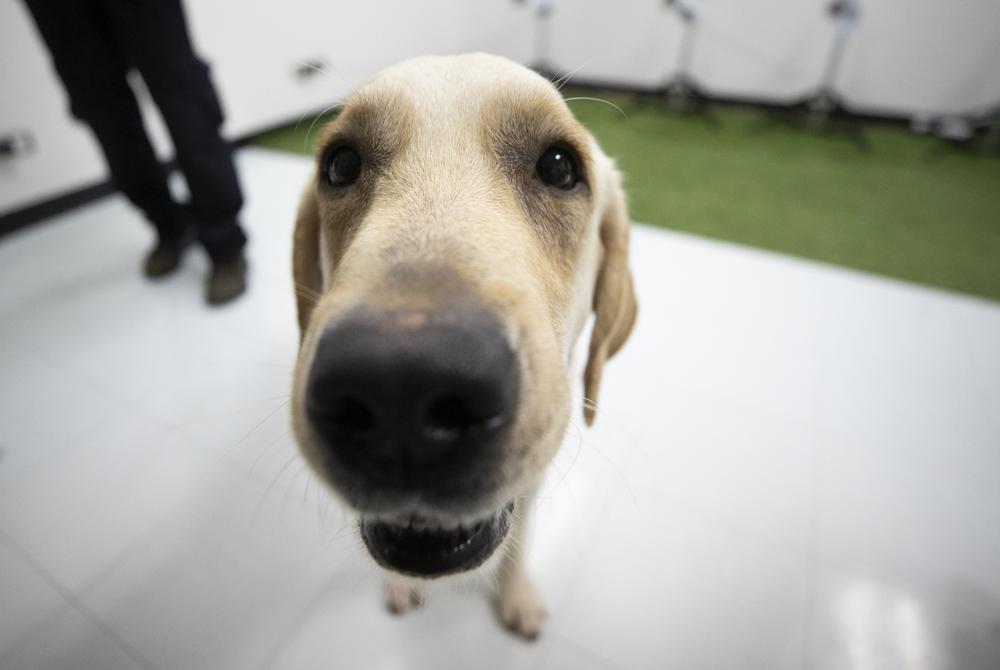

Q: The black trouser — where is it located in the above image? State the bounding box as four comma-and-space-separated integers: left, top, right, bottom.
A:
25, 0, 246, 261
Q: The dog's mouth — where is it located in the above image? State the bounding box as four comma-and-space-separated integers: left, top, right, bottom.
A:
360, 503, 514, 577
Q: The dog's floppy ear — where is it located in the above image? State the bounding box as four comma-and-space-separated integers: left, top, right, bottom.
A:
583, 168, 637, 426
292, 183, 323, 341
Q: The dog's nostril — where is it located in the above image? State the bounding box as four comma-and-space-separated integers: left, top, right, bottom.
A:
424, 396, 472, 441
423, 395, 501, 442
328, 395, 377, 435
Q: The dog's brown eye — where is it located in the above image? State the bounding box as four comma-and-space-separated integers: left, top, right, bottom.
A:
325, 146, 362, 186
536, 145, 580, 190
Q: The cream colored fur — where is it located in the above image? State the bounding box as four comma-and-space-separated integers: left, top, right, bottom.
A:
290, 54, 636, 639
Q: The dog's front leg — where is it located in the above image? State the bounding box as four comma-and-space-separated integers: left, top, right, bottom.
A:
384, 573, 427, 615
495, 497, 546, 640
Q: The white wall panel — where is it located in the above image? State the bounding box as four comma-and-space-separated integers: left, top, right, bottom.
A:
3, 0, 999, 218
546, 0, 830, 95
184, 0, 534, 137
839, 1, 1000, 116
0, 1, 106, 215
544, 0, 676, 87
545, 0, 1000, 115
694, 0, 830, 102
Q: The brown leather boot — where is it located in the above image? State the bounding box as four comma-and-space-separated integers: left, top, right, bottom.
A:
143, 226, 197, 278
206, 254, 247, 305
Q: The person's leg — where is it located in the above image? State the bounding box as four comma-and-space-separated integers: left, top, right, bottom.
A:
24, 0, 191, 250
108, 0, 247, 266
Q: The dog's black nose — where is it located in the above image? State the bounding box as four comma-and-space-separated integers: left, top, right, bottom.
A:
305, 308, 519, 488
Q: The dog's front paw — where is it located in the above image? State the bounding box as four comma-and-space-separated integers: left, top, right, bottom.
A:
497, 577, 546, 640
385, 577, 426, 615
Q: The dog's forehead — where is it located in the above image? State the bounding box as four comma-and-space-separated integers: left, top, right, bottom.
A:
377, 54, 554, 104
348, 54, 573, 138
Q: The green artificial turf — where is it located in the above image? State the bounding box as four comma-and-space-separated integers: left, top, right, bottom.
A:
252, 90, 1000, 301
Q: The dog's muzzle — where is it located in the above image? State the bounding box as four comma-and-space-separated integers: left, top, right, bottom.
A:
360, 503, 515, 577
304, 304, 520, 572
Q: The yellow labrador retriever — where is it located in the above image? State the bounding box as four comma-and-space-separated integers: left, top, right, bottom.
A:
290, 53, 636, 639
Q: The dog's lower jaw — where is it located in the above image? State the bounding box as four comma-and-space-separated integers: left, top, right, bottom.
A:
361, 503, 515, 577
379, 495, 546, 640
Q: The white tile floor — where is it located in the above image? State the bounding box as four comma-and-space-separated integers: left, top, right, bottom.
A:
1, 147, 999, 670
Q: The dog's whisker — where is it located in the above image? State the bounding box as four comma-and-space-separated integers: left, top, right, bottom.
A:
195, 363, 294, 370
293, 105, 327, 137
248, 428, 292, 476
290, 61, 336, 131
550, 64, 572, 87
544, 419, 584, 499
552, 60, 589, 91
293, 286, 321, 306
321, 505, 350, 543
580, 434, 639, 510
161, 396, 291, 430
302, 470, 314, 507
312, 480, 341, 536
291, 67, 350, 136
302, 77, 367, 145
250, 454, 301, 527
303, 100, 348, 152
296, 60, 330, 77
293, 294, 319, 310
313, 491, 353, 543
313, 480, 326, 531
293, 279, 323, 300
325, 517, 349, 543
582, 396, 647, 462
280, 463, 310, 518
226, 399, 291, 456
563, 96, 628, 119
545, 454, 568, 484
302, 100, 346, 151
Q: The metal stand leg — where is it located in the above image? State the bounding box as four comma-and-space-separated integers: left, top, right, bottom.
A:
759, 3, 868, 150
635, 5, 717, 125
530, 0, 557, 79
